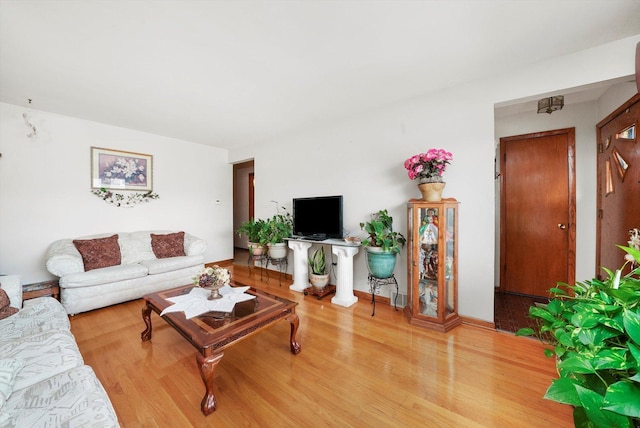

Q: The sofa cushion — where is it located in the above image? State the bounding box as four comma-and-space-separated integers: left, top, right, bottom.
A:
2, 365, 120, 427
73, 234, 121, 271
139, 255, 204, 275
151, 231, 186, 258
119, 232, 155, 264
0, 288, 18, 320
60, 263, 148, 288
0, 358, 24, 409
0, 275, 22, 310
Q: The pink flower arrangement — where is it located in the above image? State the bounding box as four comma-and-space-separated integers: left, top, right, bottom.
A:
404, 148, 453, 183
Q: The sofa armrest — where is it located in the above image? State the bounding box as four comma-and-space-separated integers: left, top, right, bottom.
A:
184, 233, 207, 256
0, 274, 22, 308
46, 239, 85, 277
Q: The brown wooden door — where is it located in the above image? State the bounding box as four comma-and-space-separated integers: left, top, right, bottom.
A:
500, 128, 576, 297
596, 94, 640, 277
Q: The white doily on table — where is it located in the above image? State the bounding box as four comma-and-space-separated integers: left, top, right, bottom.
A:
160, 285, 256, 319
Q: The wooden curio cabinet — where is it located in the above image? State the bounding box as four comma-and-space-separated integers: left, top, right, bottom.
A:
405, 198, 461, 332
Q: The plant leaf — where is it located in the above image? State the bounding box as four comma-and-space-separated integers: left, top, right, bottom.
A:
529, 306, 556, 323
575, 385, 631, 428
555, 329, 575, 348
623, 309, 640, 347
572, 311, 601, 329
544, 377, 581, 406
547, 299, 563, 315
603, 381, 640, 418
618, 245, 640, 264
558, 356, 596, 375
549, 287, 568, 296
515, 327, 535, 337
628, 342, 640, 365
593, 348, 630, 371
597, 313, 625, 333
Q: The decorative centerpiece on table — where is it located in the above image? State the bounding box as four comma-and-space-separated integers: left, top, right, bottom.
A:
403, 148, 453, 201
193, 265, 230, 300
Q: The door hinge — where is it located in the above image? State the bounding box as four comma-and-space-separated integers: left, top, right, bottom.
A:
598, 142, 603, 153
598, 209, 603, 219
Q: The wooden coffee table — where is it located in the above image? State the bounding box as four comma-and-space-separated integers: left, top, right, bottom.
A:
141, 282, 301, 415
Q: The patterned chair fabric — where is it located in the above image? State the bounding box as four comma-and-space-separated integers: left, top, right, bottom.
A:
0, 282, 119, 427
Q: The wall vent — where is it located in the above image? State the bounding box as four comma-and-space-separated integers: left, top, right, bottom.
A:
391, 292, 407, 308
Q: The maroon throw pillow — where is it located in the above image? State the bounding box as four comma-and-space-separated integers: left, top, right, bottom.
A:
151, 232, 186, 259
0, 288, 18, 320
73, 234, 121, 271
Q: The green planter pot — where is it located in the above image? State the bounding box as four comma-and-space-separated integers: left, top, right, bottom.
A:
365, 247, 397, 279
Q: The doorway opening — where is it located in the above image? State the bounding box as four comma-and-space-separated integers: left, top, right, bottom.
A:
495, 128, 576, 332
233, 160, 255, 266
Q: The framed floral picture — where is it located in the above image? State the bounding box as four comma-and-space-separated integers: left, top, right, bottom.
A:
91, 147, 153, 191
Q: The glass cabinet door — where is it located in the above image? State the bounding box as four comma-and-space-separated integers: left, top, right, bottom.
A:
444, 206, 455, 318
417, 206, 439, 317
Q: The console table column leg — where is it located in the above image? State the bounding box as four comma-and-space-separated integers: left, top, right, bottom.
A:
331, 246, 359, 307
288, 241, 312, 292
197, 352, 224, 416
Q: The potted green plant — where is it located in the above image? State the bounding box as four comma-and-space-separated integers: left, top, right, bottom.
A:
360, 209, 406, 278
264, 208, 293, 259
308, 247, 329, 291
516, 245, 640, 428
236, 218, 267, 256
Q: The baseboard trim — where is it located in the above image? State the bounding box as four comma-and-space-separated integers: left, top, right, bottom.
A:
208, 259, 234, 268
460, 315, 496, 331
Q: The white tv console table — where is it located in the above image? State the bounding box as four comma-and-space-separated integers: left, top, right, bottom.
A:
286, 238, 361, 307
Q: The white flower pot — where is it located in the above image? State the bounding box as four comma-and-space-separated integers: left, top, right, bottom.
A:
309, 273, 330, 291
267, 242, 288, 259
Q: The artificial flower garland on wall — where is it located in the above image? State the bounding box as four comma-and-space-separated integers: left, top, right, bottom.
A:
91, 188, 159, 207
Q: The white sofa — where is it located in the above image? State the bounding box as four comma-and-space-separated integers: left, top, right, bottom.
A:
0, 275, 120, 427
45, 231, 206, 315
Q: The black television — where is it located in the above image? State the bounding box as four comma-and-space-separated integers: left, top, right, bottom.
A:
292, 195, 343, 240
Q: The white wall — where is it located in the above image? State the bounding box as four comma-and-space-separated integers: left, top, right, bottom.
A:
597, 81, 638, 119
229, 35, 639, 323
0, 102, 233, 284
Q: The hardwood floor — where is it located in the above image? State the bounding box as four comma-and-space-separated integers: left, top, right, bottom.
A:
70, 265, 572, 427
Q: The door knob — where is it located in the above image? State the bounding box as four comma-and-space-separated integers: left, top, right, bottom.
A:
558, 224, 567, 230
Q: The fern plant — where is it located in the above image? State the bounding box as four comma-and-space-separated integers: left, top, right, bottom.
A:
516, 245, 640, 428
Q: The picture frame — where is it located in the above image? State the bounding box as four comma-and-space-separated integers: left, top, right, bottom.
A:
91, 147, 153, 191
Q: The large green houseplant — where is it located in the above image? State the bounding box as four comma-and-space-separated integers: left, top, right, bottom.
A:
360, 209, 406, 279
264, 208, 293, 259
236, 218, 268, 256
516, 245, 640, 428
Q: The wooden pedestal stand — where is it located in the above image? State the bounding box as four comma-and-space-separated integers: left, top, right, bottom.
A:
303, 284, 336, 300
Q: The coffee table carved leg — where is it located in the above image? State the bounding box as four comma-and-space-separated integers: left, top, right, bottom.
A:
197, 352, 224, 415
286, 313, 301, 354
141, 302, 152, 341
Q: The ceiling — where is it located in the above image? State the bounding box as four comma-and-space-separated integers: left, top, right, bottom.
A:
1, 1, 639, 149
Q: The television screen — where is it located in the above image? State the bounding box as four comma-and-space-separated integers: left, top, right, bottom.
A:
293, 195, 343, 240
